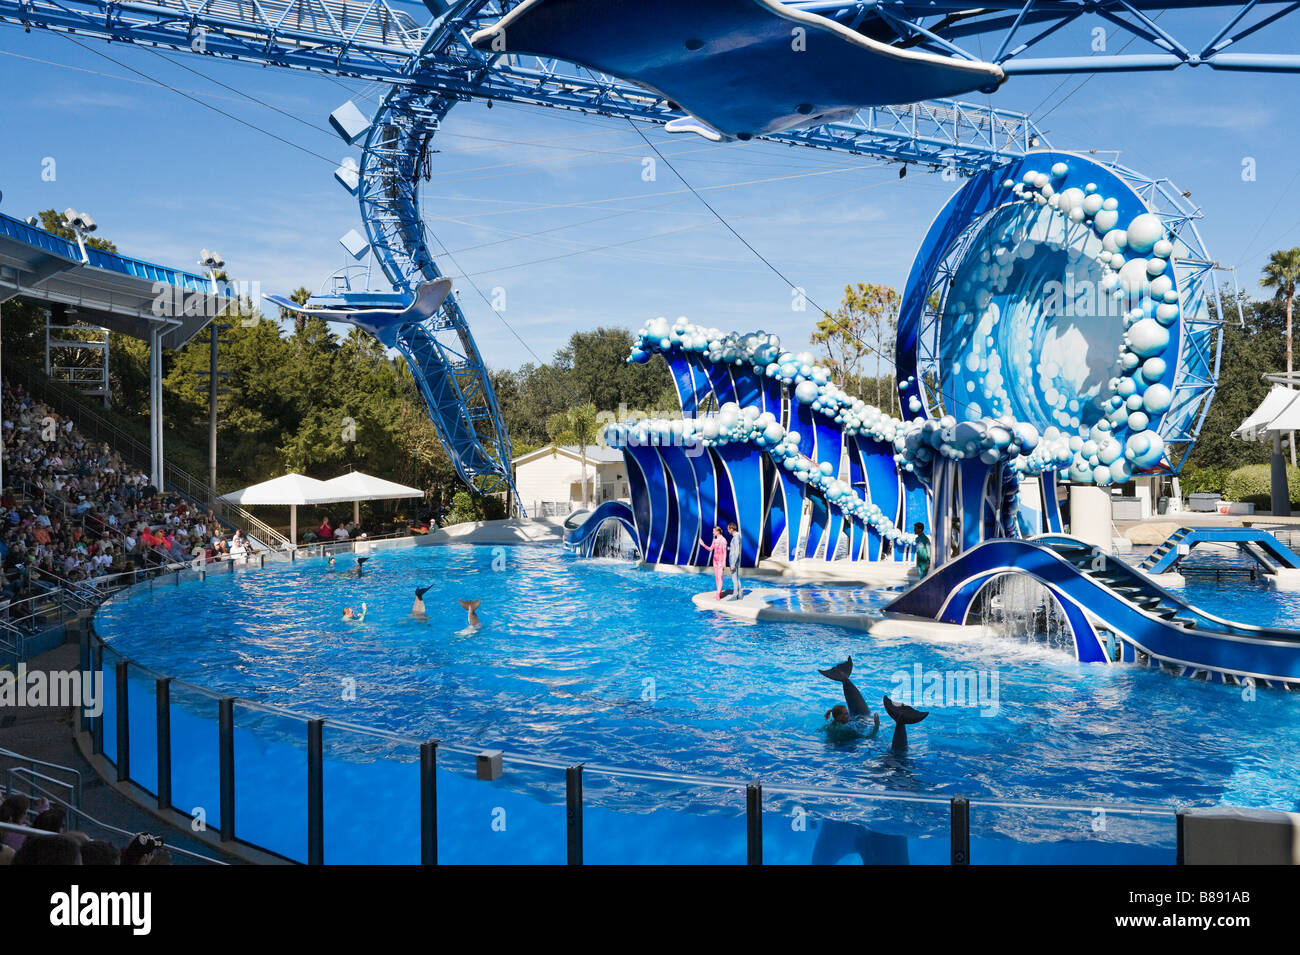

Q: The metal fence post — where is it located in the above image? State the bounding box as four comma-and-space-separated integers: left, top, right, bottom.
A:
420, 740, 438, 866
1176, 811, 1185, 865
219, 697, 235, 842
746, 783, 763, 865
115, 661, 129, 782
308, 719, 324, 865
156, 677, 171, 811
566, 765, 583, 865
951, 796, 970, 865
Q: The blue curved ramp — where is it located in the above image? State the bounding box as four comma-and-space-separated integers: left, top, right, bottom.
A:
887, 537, 1300, 687
564, 501, 638, 557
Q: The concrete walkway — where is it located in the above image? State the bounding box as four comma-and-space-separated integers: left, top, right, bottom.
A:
422, 517, 569, 546
690, 587, 991, 641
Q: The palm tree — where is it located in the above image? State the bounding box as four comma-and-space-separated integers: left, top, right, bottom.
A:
547, 403, 601, 509
1262, 247, 1300, 464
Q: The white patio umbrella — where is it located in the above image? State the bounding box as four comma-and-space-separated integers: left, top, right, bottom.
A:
314, 471, 424, 525
220, 472, 334, 545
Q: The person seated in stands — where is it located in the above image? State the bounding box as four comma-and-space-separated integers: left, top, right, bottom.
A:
228, 530, 249, 559
0, 795, 32, 851
120, 832, 165, 866
11, 834, 82, 865
334, 522, 350, 541
32, 806, 67, 834
318, 517, 333, 542
80, 840, 120, 865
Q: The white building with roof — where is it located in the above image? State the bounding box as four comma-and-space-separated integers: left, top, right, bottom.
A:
512, 444, 628, 517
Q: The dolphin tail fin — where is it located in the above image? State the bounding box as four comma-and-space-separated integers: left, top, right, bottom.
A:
415, 586, 432, 600
355, 556, 370, 566
459, 599, 481, 611
882, 695, 929, 725
818, 656, 853, 683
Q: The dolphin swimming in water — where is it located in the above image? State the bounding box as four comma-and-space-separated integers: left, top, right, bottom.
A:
346, 556, 370, 577
413, 585, 432, 615
882, 695, 929, 751
819, 656, 872, 719
458, 598, 482, 629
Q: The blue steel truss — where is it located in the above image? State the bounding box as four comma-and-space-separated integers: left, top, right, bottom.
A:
0, 0, 1277, 496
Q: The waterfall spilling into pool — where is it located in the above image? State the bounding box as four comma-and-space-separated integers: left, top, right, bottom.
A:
970, 573, 1075, 655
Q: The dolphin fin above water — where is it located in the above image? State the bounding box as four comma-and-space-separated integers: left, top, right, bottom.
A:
819, 656, 871, 719
415, 585, 432, 600
458, 598, 482, 628
882, 695, 928, 751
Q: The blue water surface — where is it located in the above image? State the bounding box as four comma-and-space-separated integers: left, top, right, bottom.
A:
93, 545, 1300, 863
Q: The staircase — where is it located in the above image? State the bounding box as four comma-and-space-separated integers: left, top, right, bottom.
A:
1138, 525, 1300, 576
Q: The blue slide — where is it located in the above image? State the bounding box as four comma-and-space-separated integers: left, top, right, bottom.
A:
887, 536, 1300, 688
564, 501, 639, 558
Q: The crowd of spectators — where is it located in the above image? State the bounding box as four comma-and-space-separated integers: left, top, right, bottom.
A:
0, 793, 171, 865
1, 382, 256, 607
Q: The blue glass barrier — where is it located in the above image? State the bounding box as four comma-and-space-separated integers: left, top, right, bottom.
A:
167, 682, 223, 835
435, 748, 566, 865
100, 645, 118, 762
126, 665, 158, 797
582, 771, 745, 864
232, 701, 309, 862
968, 800, 1177, 864
761, 788, 950, 865
323, 724, 421, 864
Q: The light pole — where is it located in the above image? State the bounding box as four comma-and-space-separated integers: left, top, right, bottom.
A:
198, 251, 226, 505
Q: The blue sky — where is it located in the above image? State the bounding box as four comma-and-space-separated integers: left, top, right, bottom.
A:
0, 8, 1297, 370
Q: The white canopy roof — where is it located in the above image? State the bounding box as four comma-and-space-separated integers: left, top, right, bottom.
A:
1233, 386, 1300, 442
313, 471, 424, 504
221, 472, 334, 506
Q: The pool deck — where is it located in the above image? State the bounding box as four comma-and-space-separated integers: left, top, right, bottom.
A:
691, 587, 992, 640
422, 517, 570, 546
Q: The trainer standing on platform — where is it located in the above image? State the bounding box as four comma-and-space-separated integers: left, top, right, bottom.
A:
727, 521, 742, 600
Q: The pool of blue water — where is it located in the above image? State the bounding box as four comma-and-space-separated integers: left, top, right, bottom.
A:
93, 545, 1300, 864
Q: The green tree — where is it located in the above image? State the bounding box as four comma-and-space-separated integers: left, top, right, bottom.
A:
546, 403, 601, 508
812, 283, 899, 408
1262, 247, 1300, 464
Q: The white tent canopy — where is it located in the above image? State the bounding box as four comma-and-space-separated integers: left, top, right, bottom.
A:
1234, 386, 1300, 442
220, 472, 334, 545
221, 472, 333, 506
222, 471, 424, 544
314, 472, 423, 503
314, 471, 424, 524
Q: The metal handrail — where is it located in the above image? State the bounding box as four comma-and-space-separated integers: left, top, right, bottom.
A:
0, 745, 83, 809
0, 786, 226, 865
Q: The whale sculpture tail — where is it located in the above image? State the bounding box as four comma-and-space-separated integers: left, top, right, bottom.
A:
882, 695, 928, 751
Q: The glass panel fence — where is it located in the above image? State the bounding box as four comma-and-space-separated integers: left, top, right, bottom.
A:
323, 723, 422, 865
582, 769, 746, 864
126, 664, 158, 796
435, 746, 567, 865
969, 799, 1178, 864
232, 701, 309, 862
167, 681, 223, 831
100, 644, 118, 762
761, 787, 951, 865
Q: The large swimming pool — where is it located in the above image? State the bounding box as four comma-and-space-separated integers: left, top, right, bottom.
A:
93, 544, 1300, 864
